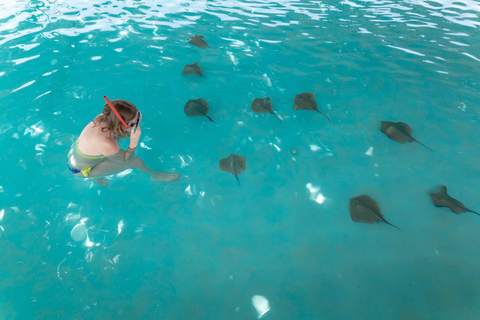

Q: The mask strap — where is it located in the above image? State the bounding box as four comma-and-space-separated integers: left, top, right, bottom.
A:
103, 96, 129, 129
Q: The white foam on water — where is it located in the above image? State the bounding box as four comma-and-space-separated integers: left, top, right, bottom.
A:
251, 295, 270, 318
117, 220, 125, 236
309, 144, 321, 152
71, 223, 87, 242
365, 146, 374, 156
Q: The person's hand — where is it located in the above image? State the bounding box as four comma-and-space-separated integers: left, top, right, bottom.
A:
129, 124, 141, 148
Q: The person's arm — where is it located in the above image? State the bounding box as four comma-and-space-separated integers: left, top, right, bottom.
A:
103, 125, 142, 163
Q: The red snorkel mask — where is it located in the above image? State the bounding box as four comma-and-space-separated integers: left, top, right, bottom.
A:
103, 95, 129, 129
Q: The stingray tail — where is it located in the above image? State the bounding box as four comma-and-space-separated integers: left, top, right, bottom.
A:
205, 115, 218, 125
235, 173, 241, 186
383, 219, 401, 230
468, 209, 480, 217
314, 109, 332, 123
414, 139, 433, 151
270, 111, 282, 122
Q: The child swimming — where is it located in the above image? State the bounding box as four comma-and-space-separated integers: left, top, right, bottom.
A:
67, 97, 180, 186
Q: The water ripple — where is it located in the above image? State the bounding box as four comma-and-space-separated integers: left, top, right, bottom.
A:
0, 3, 479, 318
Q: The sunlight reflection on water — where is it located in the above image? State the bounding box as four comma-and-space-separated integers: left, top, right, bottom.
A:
0, 0, 479, 319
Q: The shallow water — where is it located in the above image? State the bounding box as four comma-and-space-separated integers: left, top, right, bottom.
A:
0, 0, 479, 319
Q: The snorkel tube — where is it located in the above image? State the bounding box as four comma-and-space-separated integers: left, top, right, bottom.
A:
103, 95, 129, 129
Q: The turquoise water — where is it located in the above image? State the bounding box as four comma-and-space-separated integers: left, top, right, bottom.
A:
1, 0, 480, 319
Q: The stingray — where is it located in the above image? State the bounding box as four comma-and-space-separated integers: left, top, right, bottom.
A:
184, 98, 217, 124
219, 154, 246, 186
181, 62, 205, 78
251, 97, 281, 122
430, 186, 479, 216
350, 195, 400, 230
380, 121, 432, 151
293, 92, 331, 123
188, 35, 209, 48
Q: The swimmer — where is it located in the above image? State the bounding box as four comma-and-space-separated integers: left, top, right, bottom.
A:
67, 97, 180, 186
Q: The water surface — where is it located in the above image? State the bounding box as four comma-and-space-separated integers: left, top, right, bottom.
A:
0, 0, 479, 319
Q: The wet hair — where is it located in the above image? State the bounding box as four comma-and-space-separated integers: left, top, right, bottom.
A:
93, 99, 138, 138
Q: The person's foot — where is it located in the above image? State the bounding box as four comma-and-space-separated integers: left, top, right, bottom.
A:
151, 172, 180, 182
94, 177, 108, 186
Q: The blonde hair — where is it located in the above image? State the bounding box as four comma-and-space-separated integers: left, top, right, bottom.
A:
93, 99, 138, 139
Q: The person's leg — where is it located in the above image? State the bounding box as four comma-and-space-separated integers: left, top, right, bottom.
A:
131, 158, 180, 182
86, 158, 180, 183
73, 172, 108, 186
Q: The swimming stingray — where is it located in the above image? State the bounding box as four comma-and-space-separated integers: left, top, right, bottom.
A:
181, 62, 205, 78
430, 186, 479, 216
293, 92, 331, 123
188, 35, 209, 48
251, 97, 281, 122
219, 154, 246, 186
380, 121, 432, 151
184, 98, 217, 124
350, 195, 400, 230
